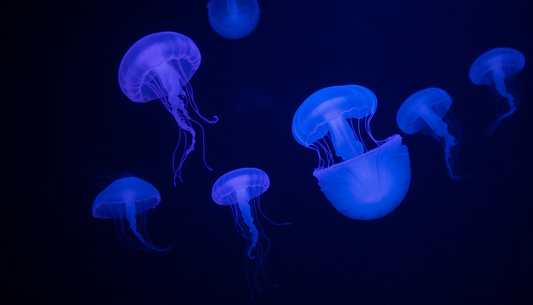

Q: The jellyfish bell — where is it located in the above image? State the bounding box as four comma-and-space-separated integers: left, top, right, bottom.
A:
207, 0, 260, 39
92, 177, 170, 251
292, 85, 377, 161
313, 134, 410, 220
292, 85, 411, 220
397, 88, 465, 181
118, 31, 218, 185
212, 168, 288, 297
469, 48, 525, 135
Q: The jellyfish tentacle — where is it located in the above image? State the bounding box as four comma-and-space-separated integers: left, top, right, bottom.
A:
181, 82, 219, 124
172, 110, 197, 183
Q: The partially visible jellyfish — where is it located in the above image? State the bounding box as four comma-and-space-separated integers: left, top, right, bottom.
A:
212, 168, 288, 297
207, 0, 260, 39
469, 48, 525, 135
92, 176, 170, 251
292, 85, 411, 220
397, 88, 465, 181
118, 32, 218, 185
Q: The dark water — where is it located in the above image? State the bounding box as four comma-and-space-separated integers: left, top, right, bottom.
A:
5, 1, 532, 304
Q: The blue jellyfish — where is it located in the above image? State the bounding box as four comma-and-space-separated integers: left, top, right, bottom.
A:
212, 168, 288, 297
397, 88, 464, 181
469, 48, 525, 135
118, 32, 218, 185
207, 0, 260, 39
92, 177, 170, 251
292, 85, 411, 220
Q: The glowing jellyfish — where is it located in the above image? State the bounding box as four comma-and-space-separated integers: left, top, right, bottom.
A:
207, 0, 260, 39
292, 85, 411, 220
118, 32, 218, 185
92, 177, 170, 251
397, 88, 464, 181
212, 168, 288, 297
469, 48, 525, 135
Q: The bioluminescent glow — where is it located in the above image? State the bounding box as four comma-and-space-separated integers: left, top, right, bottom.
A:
212, 167, 288, 297
207, 0, 260, 39
92, 177, 170, 251
292, 85, 411, 220
397, 88, 465, 181
118, 31, 218, 185
469, 48, 525, 135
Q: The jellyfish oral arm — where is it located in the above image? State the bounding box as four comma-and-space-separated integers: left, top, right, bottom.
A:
153, 62, 200, 184
419, 106, 449, 138
491, 67, 515, 105
153, 62, 186, 112
236, 188, 258, 259
490, 67, 517, 132
418, 107, 459, 180
125, 201, 141, 239
443, 133, 459, 181
124, 201, 156, 251
225, 0, 239, 15
328, 116, 364, 160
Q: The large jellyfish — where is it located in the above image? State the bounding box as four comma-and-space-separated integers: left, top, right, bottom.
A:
92, 177, 170, 251
212, 168, 288, 297
207, 0, 260, 39
469, 48, 525, 135
292, 85, 411, 220
118, 32, 218, 185
397, 88, 464, 181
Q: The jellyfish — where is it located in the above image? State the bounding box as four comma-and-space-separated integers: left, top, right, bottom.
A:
397, 88, 464, 181
469, 48, 525, 135
212, 168, 288, 297
207, 0, 260, 39
292, 85, 411, 220
92, 177, 170, 251
118, 32, 218, 185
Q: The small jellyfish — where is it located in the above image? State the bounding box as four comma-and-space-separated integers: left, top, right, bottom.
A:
212, 168, 288, 297
469, 48, 525, 135
207, 0, 260, 39
92, 177, 170, 251
292, 85, 411, 220
397, 88, 464, 181
118, 32, 218, 185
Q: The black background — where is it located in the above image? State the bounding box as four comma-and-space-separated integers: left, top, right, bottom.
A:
4, 0, 533, 304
